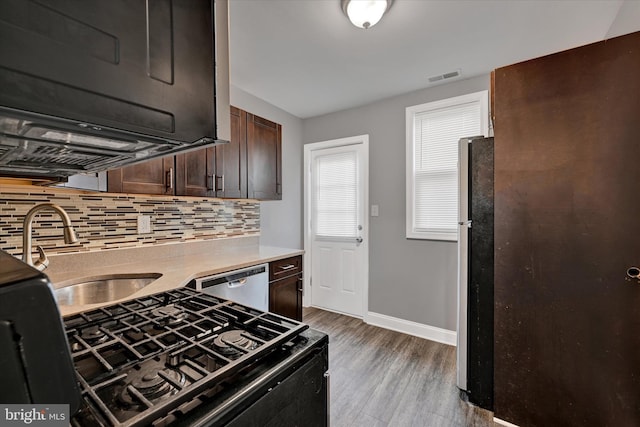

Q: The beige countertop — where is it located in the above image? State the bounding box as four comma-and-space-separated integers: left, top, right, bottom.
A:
46, 237, 303, 316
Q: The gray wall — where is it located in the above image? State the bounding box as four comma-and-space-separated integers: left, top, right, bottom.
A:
230, 85, 304, 249
302, 75, 490, 331
606, 0, 640, 39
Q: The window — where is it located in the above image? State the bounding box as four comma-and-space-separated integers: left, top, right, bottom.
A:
314, 149, 358, 239
406, 91, 488, 241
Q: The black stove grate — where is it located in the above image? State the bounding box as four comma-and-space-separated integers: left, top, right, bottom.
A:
64, 287, 308, 426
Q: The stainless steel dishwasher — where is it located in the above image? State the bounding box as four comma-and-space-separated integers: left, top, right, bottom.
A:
191, 264, 269, 311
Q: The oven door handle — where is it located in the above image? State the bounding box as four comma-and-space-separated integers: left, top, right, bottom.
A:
227, 278, 248, 288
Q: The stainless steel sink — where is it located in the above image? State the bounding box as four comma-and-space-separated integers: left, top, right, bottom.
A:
54, 273, 162, 306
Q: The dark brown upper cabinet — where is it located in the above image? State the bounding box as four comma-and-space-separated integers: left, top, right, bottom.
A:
107, 157, 175, 195
108, 107, 282, 200
175, 148, 216, 197
173, 106, 249, 198
247, 113, 282, 200
216, 106, 248, 198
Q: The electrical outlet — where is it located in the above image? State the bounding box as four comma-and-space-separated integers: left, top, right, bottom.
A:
371, 205, 379, 217
137, 215, 151, 234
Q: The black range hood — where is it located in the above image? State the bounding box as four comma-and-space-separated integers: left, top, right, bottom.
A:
0, 0, 230, 179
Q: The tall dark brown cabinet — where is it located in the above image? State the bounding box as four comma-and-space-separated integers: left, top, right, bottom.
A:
493, 31, 640, 426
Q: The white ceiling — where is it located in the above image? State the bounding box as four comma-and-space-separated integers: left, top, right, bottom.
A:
229, 0, 633, 119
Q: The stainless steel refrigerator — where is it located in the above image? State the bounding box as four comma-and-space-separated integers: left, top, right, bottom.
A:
456, 136, 494, 410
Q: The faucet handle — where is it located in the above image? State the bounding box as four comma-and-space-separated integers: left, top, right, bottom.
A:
33, 245, 50, 271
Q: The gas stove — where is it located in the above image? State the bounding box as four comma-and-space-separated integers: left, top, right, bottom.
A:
62, 287, 327, 426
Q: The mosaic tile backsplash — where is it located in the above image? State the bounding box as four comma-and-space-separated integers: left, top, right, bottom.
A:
0, 186, 260, 257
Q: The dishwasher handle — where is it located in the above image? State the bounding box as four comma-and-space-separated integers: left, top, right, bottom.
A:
191, 264, 268, 291
227, 278, 248, 288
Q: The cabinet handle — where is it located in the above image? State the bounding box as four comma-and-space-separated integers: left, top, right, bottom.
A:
215, 175, 225, 193
166, 168, 173, 190
207, 174, 214, 191
279, 264, 296, 271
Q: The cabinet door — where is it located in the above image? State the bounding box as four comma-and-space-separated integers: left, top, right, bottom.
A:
215, 106, 248, 198
269, 274, 302, 321
0, 0, 216, 143
494, 32, 640, 426
175, 147, 215, 197
247, 113, 282, 200
107, 157, 174, 195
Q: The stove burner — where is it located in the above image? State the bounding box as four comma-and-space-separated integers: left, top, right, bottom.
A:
80, 326, 108, 344
150, 304, 188, 327
119, 368, 185, 407
213, 330, 258, 356
65, 289, 308, 426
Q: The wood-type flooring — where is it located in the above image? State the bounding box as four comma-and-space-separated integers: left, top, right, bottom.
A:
303, 307, 498, 427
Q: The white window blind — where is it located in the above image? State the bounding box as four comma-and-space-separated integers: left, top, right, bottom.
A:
406, 91, 488, 241
315, 151, 358, 238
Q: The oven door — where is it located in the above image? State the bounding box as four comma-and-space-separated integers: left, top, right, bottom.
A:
183, 330, 329, 427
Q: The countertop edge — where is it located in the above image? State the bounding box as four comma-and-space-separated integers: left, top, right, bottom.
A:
51, 241, 304, 316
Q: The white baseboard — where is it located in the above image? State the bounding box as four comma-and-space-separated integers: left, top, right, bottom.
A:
493, 417, 520, 427
309, 304, 363, 320
366, 311, 457, 346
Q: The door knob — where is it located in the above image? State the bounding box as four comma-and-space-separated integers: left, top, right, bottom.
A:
627, 267, 640, 281
355, 236, 363, 245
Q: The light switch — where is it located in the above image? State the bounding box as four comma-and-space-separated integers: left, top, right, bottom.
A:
371, 205, 379, 217
137, 215, 151, 234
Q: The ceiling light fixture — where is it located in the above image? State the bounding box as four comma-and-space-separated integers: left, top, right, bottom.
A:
341, 0, 394, 29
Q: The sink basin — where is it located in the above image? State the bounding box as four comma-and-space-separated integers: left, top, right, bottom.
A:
54, 273, 162, 306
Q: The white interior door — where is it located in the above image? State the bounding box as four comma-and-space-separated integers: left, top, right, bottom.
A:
304, 135, 368, 318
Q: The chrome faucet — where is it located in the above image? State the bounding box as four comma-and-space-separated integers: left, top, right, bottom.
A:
22, 203, 79, 271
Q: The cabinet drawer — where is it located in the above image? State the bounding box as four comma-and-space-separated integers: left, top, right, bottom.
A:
269, 255, 302, 281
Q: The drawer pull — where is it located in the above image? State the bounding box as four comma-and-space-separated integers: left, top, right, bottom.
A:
279, 264, 296, 271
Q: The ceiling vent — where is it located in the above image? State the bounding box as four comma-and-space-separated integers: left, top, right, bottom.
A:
428, 69, 461, 83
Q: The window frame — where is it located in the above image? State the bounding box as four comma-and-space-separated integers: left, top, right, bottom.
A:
405, 90, 489, 241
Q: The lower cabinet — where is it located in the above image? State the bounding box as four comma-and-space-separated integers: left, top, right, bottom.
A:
269, 256, 303, 321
